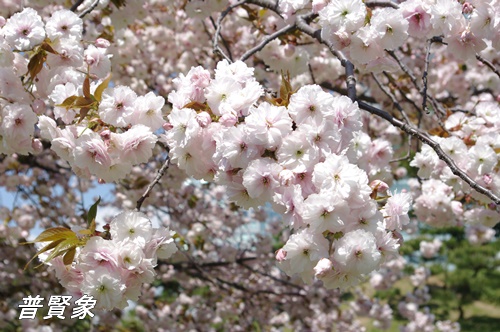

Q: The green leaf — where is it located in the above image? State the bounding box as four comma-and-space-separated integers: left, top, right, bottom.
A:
29, 227, 79, 243
27, 50, 47, 80
22, 227, 81, 269
56, 95, 78, 109
73, 96, 94, 108
94, 74, 112, 102
83, 76, 91, 99
78, 107, 91, 123
63, 247, 77, 265
40, 41, 58, 55
87, 196, 101, 226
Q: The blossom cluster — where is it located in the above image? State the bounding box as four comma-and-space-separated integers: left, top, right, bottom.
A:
279, 0, 500, 70
165, 60, 411, 289
409, 99, 500, 239
0, 8, 164, 182
43, 211, 177, 310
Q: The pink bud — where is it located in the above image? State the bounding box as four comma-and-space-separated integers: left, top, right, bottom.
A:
392, 230, 404, 246
275, 248, 287, 261
395, 167, 408, 179
483, 173, 493, 185
0, 16, 6, 28
196, 111, 212, 127
100, 129, 111, 141
32, 99, 46, 115
163, 122, 173, 130
32, 139, 43, 153
462, 2, 474, 16
219, 113, 237, 127
370, 180, 389, 193
314, 258, 333, 278
95, 38, 111, 48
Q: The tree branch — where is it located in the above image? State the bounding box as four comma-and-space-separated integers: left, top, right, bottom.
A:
371, 73, 411, 124
136, 152, 171, 211
295, 14, 356, 101
213, 0, 248, 62
240, 22, 298, 62
422, 38, 433, 114
358, 100, 500, 206
70, 0, 85, 12
476, 53, 500, 79
365, 1, 399, 9
78, 0, 100, 18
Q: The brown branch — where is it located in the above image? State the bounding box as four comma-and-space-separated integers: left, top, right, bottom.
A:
358, 100, 500, 206
422, 38, 433, 114
476, 53, 500, 79
135, 152, 171, 211
294, 14, 356, 101
78, 0, 100, 18
371, 73, 411, 124
365, 1, 399, 9
240, 22, 298, 62
213, 0, 248, 62
70, 0, 85, 11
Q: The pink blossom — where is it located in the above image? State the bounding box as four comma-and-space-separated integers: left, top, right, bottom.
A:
2, 8, 45, 51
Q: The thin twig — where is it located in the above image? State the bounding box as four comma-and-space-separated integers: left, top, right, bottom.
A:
240, 23, 298, 62
295, 14, 356, 100
209, 16, 233, 62
238, 262, 303, 290
371, 73, 411, 124
246, 0, 279, 11
390, 136, 412, 163
364, 1, 399, 8
387, 50, 419, 88
70, 0, 85, 12
422, 39, 433, 114
476, 53, 500, 79
308, 63, 316, 84
136, 153, 171, 211
78, 0, 100, 18
213, 0, 247, 62
320, 81, 378, 104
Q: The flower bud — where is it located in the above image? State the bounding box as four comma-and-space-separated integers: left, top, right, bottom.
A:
395, 167, 407, 179
219, 113, 237, 127
370, 180, 389, 195
95, 38, 111, 48
32, 99, 46, 115
391, 230, 404, 246
100, 129, 111, 141
275, 248, 287, 261
163, 122, 173, 131
32, 139, 43, 154
314, 258, 333, 278
462, 2, 474, 19
196, 111, 212, 127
